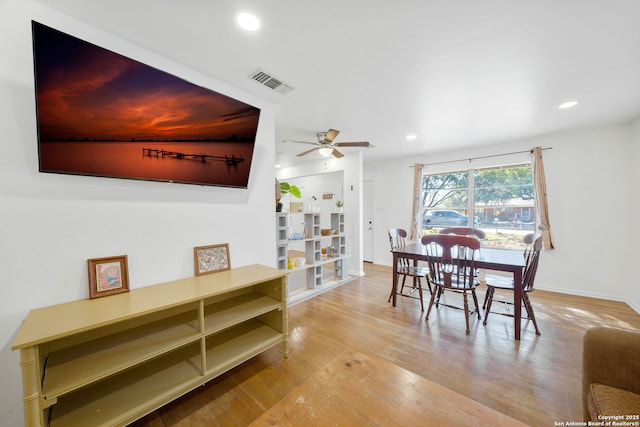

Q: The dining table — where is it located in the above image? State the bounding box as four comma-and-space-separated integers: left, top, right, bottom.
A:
392, 242, 527, 340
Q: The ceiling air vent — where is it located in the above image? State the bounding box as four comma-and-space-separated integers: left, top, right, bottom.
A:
249, 68, 294, 95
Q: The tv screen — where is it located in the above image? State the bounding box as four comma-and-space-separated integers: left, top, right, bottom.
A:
32, 21, 260, 188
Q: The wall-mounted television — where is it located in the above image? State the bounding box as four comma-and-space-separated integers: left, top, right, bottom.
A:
32, 21, 260, 188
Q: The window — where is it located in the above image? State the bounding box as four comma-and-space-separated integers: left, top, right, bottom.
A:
421, 163, 536, 249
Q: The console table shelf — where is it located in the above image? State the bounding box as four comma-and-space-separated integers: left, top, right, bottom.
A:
12, 264, 288, 427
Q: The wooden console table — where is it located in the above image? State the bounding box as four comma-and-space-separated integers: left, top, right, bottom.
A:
12, 264, 288, 427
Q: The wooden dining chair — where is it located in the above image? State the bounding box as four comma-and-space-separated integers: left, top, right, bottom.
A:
439, 226, 486, 239
388, 228, 431, 311
481, 232, 535, 310
482, 233, 542, 335
439, 227, 485, 298
421, 234, 481, 335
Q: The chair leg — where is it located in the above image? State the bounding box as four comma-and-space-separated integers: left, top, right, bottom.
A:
425, 276, 433, 294
388, 272, 405, 303
388, 272, 397, 302
471, 289, 481, 319
425, 286, 439, 321
483, 287, 495, 325
400, 275, 408, 294
463, 292, 470, 335
523, 293, 540, 335
435, 286, 443, 306
417, 278, 424, 312
522, 293, 533, 318
411, 275, 420, 291
482, 288, 490, 309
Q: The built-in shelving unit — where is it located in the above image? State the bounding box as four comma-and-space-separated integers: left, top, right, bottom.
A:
12, 264, 288, 427
276, 212, 351, 305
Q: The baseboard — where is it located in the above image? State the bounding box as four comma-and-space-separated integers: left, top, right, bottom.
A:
626, 299, 640, 315
534, 285, 640, 315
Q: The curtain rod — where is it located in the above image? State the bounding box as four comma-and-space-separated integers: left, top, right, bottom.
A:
412, 147, 552, 168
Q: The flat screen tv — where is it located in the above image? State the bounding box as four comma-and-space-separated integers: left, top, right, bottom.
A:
32, 21, 260, 188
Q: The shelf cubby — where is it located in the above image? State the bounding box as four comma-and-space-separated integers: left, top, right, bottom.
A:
49, 342, 203, 427
202, 291, 282, 336
42, 309, 200, 405
204, 320, 283, 378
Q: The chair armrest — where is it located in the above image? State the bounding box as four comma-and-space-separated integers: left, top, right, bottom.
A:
582, 326, 640, 420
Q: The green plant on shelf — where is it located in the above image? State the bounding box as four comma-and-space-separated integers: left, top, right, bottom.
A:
280, 182, 301, 198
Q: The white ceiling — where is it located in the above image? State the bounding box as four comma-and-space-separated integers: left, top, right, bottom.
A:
35, 0, 640, 167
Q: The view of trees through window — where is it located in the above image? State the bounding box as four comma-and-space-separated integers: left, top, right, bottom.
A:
421, 164, 536, 249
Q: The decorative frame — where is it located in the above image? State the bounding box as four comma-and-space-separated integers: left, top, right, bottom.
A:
87, 255, 130, 299
194, 243, 231, 276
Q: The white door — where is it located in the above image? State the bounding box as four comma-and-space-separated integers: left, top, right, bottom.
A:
363, 180, 374, 262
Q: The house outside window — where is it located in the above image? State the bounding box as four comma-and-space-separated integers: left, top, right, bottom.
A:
421, 163, 536, 249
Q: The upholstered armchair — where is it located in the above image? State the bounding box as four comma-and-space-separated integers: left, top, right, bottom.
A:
582, 326, 640, 421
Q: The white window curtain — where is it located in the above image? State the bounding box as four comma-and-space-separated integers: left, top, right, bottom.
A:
531, 146, 554, 249
409, 163, 423, 240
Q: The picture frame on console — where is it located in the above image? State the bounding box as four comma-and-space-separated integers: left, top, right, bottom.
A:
194, 243, 231, 276
87, 255, 130, 299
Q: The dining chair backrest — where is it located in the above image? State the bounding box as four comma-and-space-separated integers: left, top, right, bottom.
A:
522, 234, 543, 292
421, 234, 480, 289
523, 232, 537, 246
522, 232, 536, 265
388, 228, 408, 251
439, 227, 486, 240
389, 228, 412, 271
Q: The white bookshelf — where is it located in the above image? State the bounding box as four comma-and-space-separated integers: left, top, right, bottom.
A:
276, 212, 351, 305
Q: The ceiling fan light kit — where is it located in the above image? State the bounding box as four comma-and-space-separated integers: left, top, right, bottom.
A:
318, 147, 333, 157
283, 128, 371, 159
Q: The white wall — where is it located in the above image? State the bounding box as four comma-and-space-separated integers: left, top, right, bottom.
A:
0, 2, 276, 425
277, 152, 364, 276
365, 124, 638, 310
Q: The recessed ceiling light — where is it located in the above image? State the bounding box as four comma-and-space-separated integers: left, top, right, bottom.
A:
558, 100, 579, 109
236, 11, 260, 31
406, 134, 417, 141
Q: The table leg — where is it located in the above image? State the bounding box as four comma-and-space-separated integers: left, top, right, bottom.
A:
392, 253, 399, 307
513, 269, 523, 340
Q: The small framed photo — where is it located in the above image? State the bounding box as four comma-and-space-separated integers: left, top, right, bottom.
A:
194, 243, 231, 276
87, 255, 130, 299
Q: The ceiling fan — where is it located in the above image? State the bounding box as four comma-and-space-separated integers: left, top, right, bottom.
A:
283, 129, 370, 158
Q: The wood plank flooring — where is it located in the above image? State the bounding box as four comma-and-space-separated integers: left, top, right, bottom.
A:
249, 346, 527, 427
130, 263, 640, 427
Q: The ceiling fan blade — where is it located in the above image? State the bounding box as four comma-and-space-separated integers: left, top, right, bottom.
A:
283, 139, 319, 146
332, 148, 344, 158
324, 129, 340, 142
297, 147, 320, 157
334, 141, 370, 147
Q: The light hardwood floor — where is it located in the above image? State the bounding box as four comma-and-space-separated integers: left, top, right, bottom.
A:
131, 263, 640, 427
